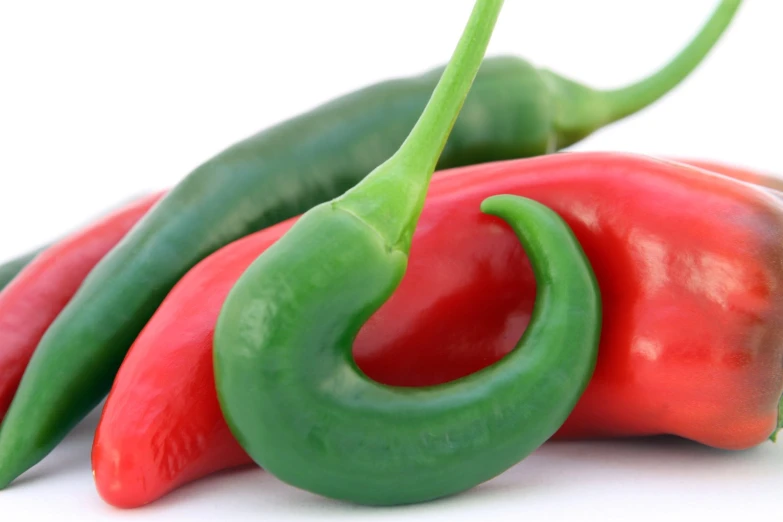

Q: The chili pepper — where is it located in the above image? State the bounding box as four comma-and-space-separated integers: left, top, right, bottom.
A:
212, 0, 601, 506
0, 192, 164, 420
0, 0, 740, 489
92, 154, 783, 507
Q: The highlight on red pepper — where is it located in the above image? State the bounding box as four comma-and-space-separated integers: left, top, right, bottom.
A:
0, 192, 164, 420
92, 153, 783, 507
0, 0, 742, 491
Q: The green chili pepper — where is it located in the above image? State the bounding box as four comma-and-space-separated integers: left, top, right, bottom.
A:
0, 0, 736, 488
213, 0, 601, 506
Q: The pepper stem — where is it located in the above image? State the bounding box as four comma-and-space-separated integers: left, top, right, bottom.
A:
337, 0, 504, 252
546, 0, 741, 149
601, 0, 741, 123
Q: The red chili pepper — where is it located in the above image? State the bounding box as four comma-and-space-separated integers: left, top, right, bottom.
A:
92, 153, 783, 508
0, 192, 165, 419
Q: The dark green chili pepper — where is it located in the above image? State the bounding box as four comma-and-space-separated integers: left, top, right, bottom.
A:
0, 0, 736, 488
213, 0, 600, 506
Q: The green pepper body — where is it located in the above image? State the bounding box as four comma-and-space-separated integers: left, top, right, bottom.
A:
215, 196, 601, 505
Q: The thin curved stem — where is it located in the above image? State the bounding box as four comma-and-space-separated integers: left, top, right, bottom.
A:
601, 0, 741, 123
337, 0, 504, 252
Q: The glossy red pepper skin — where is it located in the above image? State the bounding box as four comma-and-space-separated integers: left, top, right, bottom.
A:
0, 192, 165, 419
92, 153, 783, 508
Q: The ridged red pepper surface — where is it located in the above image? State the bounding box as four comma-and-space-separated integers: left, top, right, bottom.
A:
92, 153, 783, 508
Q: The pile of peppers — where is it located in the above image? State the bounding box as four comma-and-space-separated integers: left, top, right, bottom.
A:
0, 0, 779, 508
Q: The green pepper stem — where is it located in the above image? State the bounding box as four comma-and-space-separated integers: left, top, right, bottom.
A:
544, 0, 741, 149
601, 0, 741, 123
337, 0, 504, 252
393, 1, 502, 177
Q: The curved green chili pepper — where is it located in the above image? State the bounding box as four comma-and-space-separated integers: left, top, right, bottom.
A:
214, 0, 601, 506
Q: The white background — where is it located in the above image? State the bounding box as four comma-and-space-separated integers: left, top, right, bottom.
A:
1, 1, 782, 520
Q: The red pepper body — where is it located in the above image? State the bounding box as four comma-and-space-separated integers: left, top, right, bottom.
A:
92, 153, 783, 508
0, 192, 164, 419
